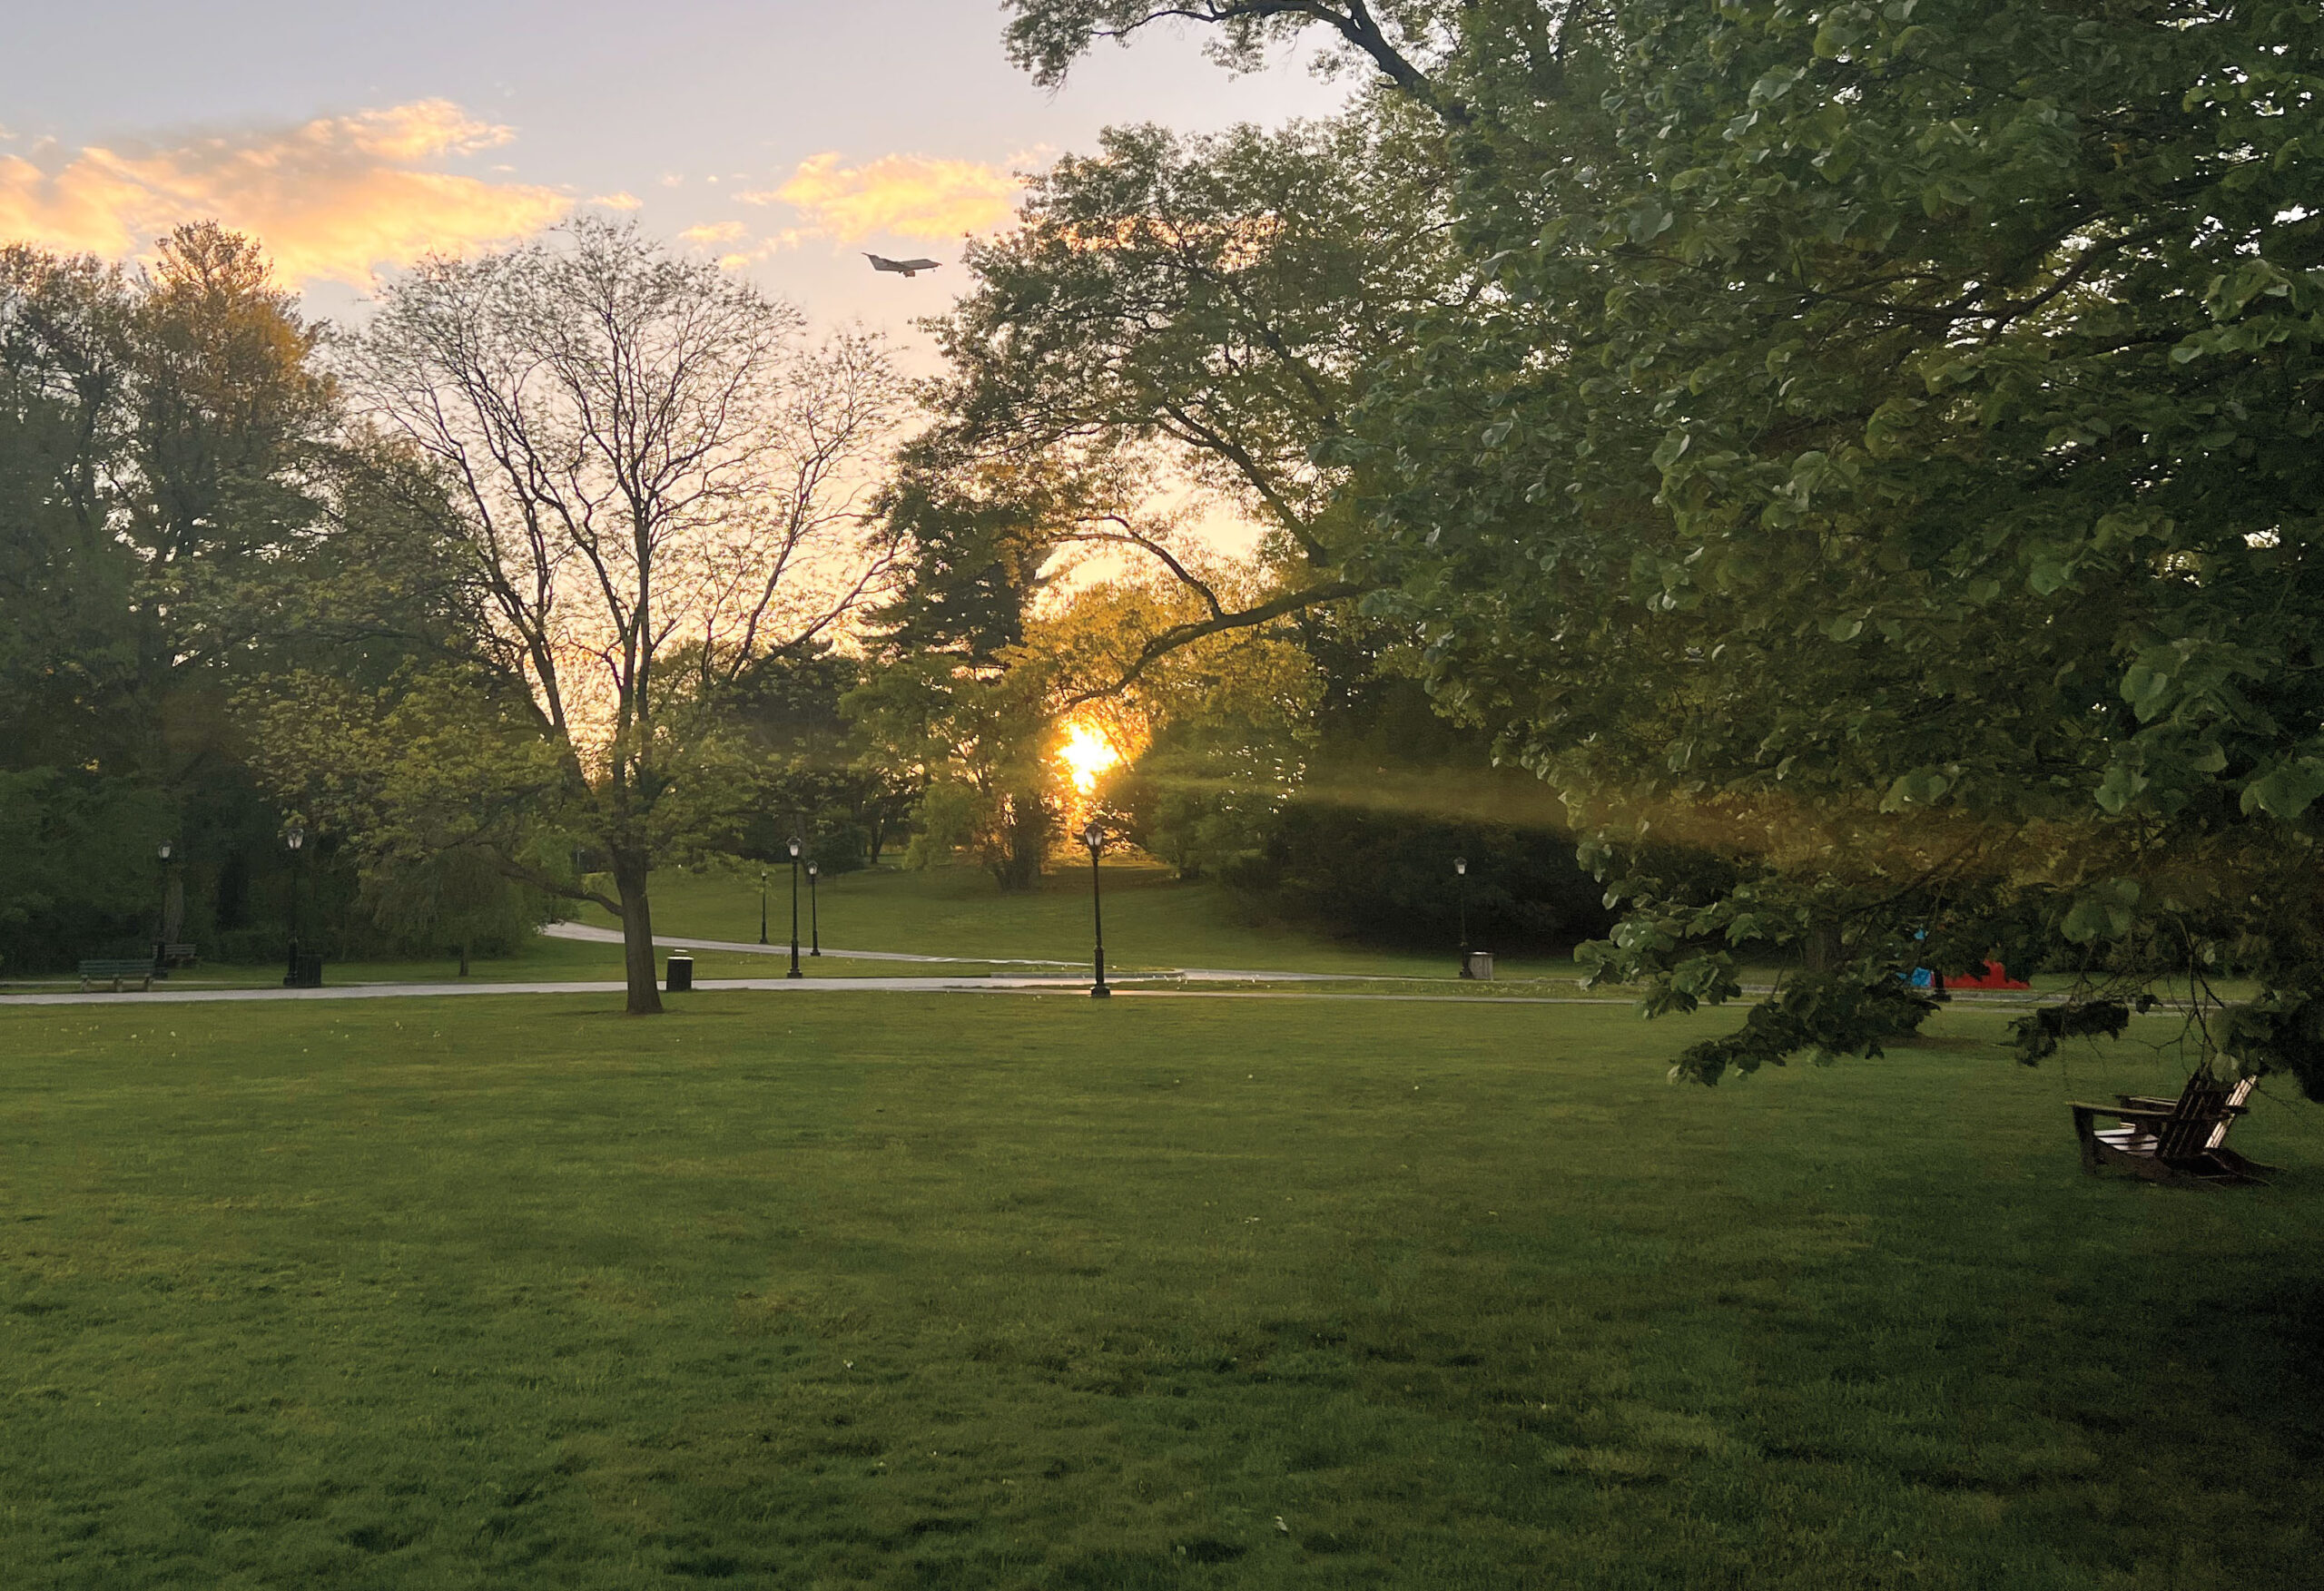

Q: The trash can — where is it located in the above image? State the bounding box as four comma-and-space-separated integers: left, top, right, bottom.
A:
284, 953, 324, 989
1464, 950, 1495, 981
666, 953, 694, 993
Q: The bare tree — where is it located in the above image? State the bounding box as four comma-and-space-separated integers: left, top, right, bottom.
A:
341, 219, 901, 1013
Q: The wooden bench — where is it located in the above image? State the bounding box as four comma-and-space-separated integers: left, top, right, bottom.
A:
78, 958, 155, 993
2071, 1073, 2277, 1187
162, 943, 199, 968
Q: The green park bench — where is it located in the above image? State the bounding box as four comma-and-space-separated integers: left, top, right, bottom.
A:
162, 943, 199, 968
78, 958, 155, 993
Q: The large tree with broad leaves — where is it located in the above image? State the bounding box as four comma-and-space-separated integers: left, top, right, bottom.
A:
1004, 0, 2324, 1089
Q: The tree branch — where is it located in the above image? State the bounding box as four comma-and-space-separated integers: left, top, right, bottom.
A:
1060, 575, 1375, 705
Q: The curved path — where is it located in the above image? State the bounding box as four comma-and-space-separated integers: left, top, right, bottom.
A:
0, 924, 2058, 1011
537, 921, 1352, 983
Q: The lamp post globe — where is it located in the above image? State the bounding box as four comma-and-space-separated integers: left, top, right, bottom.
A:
1082, 821, 1110, 998
786, 835, 803, 978
807, 860, 821, 956
1453, 857, 1471, 979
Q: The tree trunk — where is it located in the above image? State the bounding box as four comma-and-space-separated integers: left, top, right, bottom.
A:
612, 846, 664, 1015
989, 789, 1053, 893
1802, 918, 1846, 975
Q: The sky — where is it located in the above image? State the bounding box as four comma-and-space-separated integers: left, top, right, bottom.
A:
0, 0, 1353, 354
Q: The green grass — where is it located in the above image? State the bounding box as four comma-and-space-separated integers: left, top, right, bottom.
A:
3, 991, 2319, 1587
581, 861, 1578, 980
0, 934, 624, 995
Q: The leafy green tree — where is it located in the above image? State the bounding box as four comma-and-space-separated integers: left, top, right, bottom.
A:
1034, 569, 1317, 879
1005, 0, 2324, 1092
359, 844, 549, 976
0, 247, 142, 773
300, 221, 901, 1012
725, 645, 917, 869
0, 769, 172, 973
128, 223, 335, 678
849, 458, 1080, 890
871, 107, 1471, 891
922, 112, 1454, 680
848, 646, 1059, 892
1, 229, 340, 965
1364, 0, 2324, 1084
1003, 1, 1461, 117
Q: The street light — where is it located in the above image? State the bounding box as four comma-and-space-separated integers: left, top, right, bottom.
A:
1082, 820, 1110, 998
284, 820, 307, 987
151, 841, 173, 977
807, 859, 821, 957
759, 868, 769, 946
1454, 856, 1470, 979
786, 835, 804, 978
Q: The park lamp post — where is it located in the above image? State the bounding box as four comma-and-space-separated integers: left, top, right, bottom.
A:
1454, 856, 1471, 979
284, 820, 307, 986
151, 841, 173, 977
1083, 820, 1110, 999
759, 868, 769, 946
787, 835, 804, 978
807, 859, 821, 957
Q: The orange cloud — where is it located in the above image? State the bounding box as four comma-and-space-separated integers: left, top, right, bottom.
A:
751, 152, 1020, 241
0, 100, 568, 287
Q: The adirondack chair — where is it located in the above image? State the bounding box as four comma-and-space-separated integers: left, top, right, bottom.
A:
2070, 1073, 2278, 1186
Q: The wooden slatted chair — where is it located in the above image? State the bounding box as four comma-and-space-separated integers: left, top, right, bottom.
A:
2071, 1073, 2278, 1186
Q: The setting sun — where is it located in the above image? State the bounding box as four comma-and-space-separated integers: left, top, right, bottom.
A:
1056, 719, 1121, 794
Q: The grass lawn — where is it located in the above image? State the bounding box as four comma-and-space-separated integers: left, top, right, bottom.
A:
575, 862, 1569, 980
3, 992, 2319, 1587
0, 934, 627, 997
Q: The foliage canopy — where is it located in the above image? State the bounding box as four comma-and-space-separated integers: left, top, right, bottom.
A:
999, 0, 2324, 1088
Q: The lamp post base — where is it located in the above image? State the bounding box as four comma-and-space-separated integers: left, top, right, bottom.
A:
1089, 984, 1110, 998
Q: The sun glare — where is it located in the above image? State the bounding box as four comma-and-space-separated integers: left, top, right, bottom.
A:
1057, 721, 1121, 794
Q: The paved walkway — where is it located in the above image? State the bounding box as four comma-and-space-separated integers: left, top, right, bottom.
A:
0, 920, 2067, 1011
540, 921, 1358, 983
0, 923, 1619, 1009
